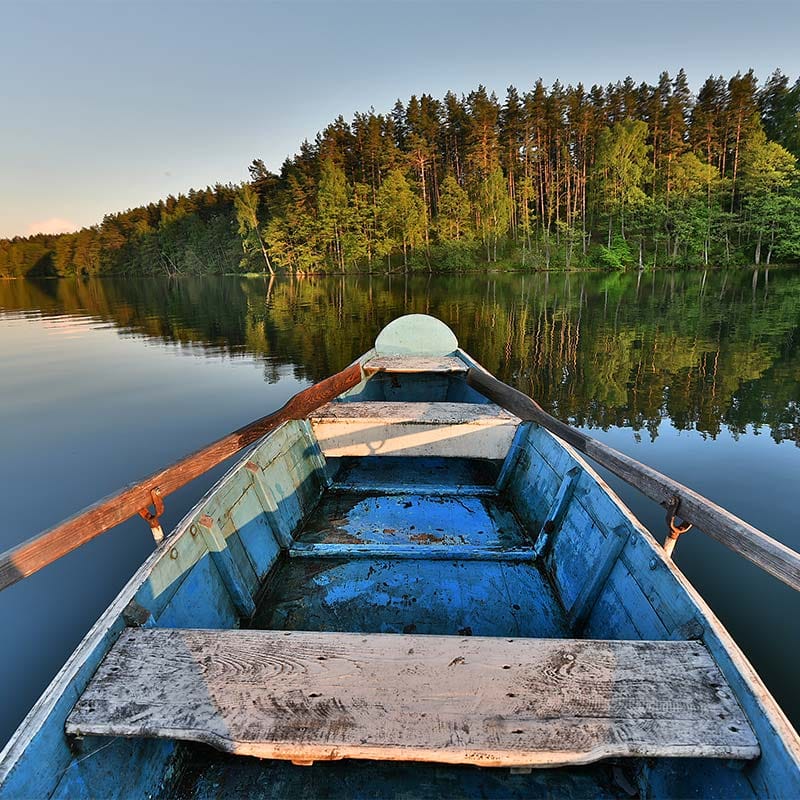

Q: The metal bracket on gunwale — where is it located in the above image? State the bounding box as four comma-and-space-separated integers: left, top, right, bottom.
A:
138, 487, 165, 544
663, 494, 692, 558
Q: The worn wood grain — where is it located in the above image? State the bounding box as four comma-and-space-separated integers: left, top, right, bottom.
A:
0, 363, 363, 592
467, 368, 800, 592
363, 355, 468, 374
66, 628, 758, 767
313, 401, 516, 423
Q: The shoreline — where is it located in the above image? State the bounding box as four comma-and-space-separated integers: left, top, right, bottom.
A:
2, 262, 798, 281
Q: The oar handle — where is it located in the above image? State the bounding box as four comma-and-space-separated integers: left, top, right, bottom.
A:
466, 367, 800, 593
0, 362, 363, 593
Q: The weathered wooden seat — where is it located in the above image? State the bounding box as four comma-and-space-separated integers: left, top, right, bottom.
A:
66, 629, 758, 768
363, 355, 468, 374
310, 401, 518, 458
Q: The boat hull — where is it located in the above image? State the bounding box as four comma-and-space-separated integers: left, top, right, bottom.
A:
1, 319, 798, 799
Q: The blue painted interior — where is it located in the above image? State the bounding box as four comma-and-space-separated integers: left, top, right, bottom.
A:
254, 558, 568, 638
167, 745, 627, 799
329, 455, 501, 490
156, 556, 239, 630
297, 491, 526, 547
344, 372, 488, 404
3, 364, 797, 799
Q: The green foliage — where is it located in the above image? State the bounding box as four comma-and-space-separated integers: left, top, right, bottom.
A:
477, 167, 512, 262
428, 239, 480, 270
317, 159, 351, 270
2, 68, 800, 277
772, 195, 800, 261
594, 119, 652, 242
234, 183, 260, 236
590, 237, 634, 270
376, 169, 426, 269
670, 199, 711, 264
739, 127, 799, 264
0, 187, 243, 278
234, 184, 273, 274
671, 152, 718, 199
740, 126, 798, 194
436, 175, 472, 241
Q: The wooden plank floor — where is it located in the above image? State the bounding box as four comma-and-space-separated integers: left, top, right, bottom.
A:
67, 629, 759, 768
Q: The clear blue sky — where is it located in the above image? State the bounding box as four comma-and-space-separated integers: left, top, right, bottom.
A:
2, 0, 798, 239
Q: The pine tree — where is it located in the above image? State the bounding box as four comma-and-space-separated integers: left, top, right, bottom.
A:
691, 76, 728, 173
759, 70, 800, 157
500, 86, 524, 235
727, 70, 760, 209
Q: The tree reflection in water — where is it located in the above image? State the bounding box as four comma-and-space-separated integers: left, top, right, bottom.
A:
3, 267, 798, 446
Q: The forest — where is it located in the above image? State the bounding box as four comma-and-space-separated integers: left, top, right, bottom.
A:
1, 68, 799, 277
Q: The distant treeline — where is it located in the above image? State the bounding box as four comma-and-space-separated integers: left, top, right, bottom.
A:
2, 69, 799, 278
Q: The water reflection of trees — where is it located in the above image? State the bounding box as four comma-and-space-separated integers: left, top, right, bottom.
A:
2, 269, 798, 445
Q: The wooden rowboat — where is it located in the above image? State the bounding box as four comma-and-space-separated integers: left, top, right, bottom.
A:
1, 314, 799, 799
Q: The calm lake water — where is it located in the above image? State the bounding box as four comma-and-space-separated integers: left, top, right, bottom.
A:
0, 270, 798, 747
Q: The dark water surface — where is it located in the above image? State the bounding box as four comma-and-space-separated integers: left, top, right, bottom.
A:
1, 270, 798, 747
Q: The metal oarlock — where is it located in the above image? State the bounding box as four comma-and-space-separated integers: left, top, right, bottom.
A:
138, 487, 165, 544
663, 494, 692, 558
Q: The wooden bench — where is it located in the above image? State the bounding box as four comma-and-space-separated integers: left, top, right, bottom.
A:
363, 355, 468, 374
66, 629, 758, 768
310, 401, 518, 458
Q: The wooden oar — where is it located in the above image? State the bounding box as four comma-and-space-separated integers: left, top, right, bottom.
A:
0, 362, 363, 593
467, 367, 800, 593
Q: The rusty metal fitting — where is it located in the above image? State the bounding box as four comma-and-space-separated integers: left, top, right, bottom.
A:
138, 487, 165, 543
663, 494, 692, 557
